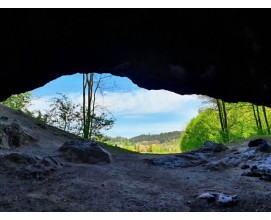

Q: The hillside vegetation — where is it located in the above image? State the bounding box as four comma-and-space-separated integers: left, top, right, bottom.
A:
129, 131, 181, 144
180, 99, 271, 152
107, 131, 182, 154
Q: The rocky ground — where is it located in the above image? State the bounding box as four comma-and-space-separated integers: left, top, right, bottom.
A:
0, 104, 271, 212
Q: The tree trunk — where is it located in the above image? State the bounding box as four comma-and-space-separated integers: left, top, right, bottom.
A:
221, 100, 229, 142
252, 104, 259, 129
89, 74, 101, 139
82, 73, 95, 140
83, 74, 87, 138
216, 99, 224, 132
87, 73, 94, 139
256, 105, 263, 134
82, 73, 114, 140
216, 99, 229, 142
222, 100, 228, 130
262, 105, 270, 134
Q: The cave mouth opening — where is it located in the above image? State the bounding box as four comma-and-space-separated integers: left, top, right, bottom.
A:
23, 72, 201, 154
3, 72, 271, 155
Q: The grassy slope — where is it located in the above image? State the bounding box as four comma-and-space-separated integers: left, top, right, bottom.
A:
98, 142, 136, 154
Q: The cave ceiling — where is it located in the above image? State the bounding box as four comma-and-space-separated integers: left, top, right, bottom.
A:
1, 9, 270, 106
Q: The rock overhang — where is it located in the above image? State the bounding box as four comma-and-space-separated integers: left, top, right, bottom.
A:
1, 9, 271, 106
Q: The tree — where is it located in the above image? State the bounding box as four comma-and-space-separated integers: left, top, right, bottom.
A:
180, 108, 222, 151
199, 96, 229, 142
1, 92, 33, 115
87, 112, 115, 140
41, 93, 82, 134
216, 99, 229, 142
82, 73, 94, 139
252, 104, 262, 133
262, 105, 270, 134
34, 110, 51, 124
82, 73, 115, 140
180, 100, 271, 152
35, 73, 115, 140
251, 104, 271, 134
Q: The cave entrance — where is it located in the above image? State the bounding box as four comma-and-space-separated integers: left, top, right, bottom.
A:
3, 72, 271, 155
27, 73, 202, 154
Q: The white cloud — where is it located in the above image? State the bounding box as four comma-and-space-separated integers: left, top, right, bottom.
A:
29, 96, 52, 112
30, 89, 201, 116
29, 92, 82, 113
97, 89, 201, 116
29, 89, 201, 137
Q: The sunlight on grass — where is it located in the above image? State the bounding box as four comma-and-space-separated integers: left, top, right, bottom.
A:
104, 140, 181, 154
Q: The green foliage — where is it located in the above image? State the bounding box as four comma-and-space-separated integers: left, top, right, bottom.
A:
180, 101, 271, 152
180, 108, 221, 151
34, 110, 51, 124
89, 112, 115, 141
129, 131, 182, 144
44, 93, 82, 133
2, 92, 32, 115
108, 136, 129, 143
35, 93, 115, 140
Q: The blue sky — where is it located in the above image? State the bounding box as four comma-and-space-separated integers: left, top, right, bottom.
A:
30, 73, 202, 138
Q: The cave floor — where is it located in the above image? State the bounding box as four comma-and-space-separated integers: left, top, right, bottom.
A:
0, 150, 271, 212
0, 104, 271, 211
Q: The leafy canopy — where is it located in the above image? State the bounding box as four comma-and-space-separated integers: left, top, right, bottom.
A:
1, 92, 32, 115
180, 102, 271, 152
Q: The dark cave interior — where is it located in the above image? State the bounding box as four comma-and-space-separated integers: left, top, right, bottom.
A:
1, 9, 271, 106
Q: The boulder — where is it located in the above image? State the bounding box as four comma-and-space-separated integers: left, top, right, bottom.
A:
0, 116, 8, 121
0, 122, 36, 149
198, 192, 238, 206
248, 138, 267, 147
198, 192, 216, 201
59, 141, 112, 164
205, 159, 230, 171
242, 148, 257, 159
150, 141, 227, 169
242, 157, 271, 181
197, 141, 228, 153
150, 152, 208, 168
151, 139, 271, 171
0, 153, 62, 180
240, 164, 250, 169
248, 139, 271, 153
205, 156, 242, 171
206, 147, 271, 171
216, 193, 238, 205
1, 153, 39, 166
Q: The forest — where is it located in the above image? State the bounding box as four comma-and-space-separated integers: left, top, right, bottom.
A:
180, 97, 271, 152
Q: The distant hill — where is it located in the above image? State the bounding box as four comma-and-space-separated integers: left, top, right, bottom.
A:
129, 131, 182, 144
107, 131, 183, 154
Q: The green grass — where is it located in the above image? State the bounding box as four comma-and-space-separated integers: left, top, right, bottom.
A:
103, 140, 181, 154
98, 142, 136, 154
